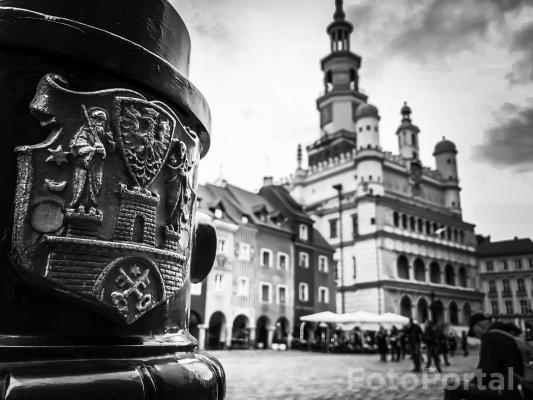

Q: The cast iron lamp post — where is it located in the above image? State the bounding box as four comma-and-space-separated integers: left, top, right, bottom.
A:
0, 1, 224, 398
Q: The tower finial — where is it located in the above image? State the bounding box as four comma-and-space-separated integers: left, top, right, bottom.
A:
297, 144, 303, 169
334, 0, 345, 21
401, 101, 412, 122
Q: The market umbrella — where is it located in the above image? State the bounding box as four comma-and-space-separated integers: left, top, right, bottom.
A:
336, 310, 381, 331
375, 312, 411, 328
300, 311, 340, 323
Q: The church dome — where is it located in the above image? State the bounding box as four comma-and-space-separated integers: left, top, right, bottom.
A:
433, 137, 457, 155
356, 103, 379, 120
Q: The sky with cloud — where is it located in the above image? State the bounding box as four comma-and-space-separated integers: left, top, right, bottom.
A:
171, 0, 533, 241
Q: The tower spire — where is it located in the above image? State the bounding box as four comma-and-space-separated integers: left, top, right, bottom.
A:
327, 0, 353, 53
297, 144, 303, 169
334, 0, 346, 21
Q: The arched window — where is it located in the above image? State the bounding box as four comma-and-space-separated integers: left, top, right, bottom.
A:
430, 262, 441, 283
449, 302, 459, 325
409, 216, 416, 230
325, 70, 333, 93
393, 212, 400, 227
425, 221, 431, 235
417, 218, 424, 233
458, 266, 468, 287
132, 215, 145, 243
445, 264, 455, 286
463, 303, 472, 325
397, 255, 410, 280
417, 298, 429, 323
414, 259, 425, 281
400, 296, 412, 318
349, 68, 357, 90
401, 214, 408, 229
431, 300, 445, 323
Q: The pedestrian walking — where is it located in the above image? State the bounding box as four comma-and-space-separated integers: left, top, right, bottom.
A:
461, 331, 469, 357
423, 321, 442, 372
389, 325, 401, 362
447, 331, 457, 356
400, 326, 407, 360
437, 325, 450, 367
405, 318, 423, 372
376, 325, 388, 362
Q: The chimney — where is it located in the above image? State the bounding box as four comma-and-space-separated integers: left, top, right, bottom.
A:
263, 176, 274, 187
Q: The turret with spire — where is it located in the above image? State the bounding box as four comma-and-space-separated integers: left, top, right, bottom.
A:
307, 0, 366, 170
396, 101, 420, 160
334, 0, 345, 20
328, 0, 353, 53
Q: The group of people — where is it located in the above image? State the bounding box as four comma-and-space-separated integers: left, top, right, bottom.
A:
375, 320, 468, 371
376, 315, 533, 399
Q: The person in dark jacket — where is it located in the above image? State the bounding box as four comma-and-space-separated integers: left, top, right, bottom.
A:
444, 313, 532, 400
461, 331, 469, 357
448, 332, 458, 356
423, 321, 442, 372
439, 326, 451, 367
406, 318, 423, 372
389, 325, 401, 362
376, 325, 388, 362
400, 326, 407, 360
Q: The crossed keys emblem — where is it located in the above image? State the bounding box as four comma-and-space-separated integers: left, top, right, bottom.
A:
110, 265, 152, 315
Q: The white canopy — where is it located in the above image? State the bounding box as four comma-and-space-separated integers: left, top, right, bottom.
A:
336, 311, 413, 331
300, 310, 414, 331
335, 311, 381, 331
337, 310, 380, 324
299, 311, 340, 323
376, 313, 410, 328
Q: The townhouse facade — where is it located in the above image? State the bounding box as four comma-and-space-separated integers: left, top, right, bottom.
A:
190, 181, 335, 349
260, 182, 336, 341
478, 236, 533, 334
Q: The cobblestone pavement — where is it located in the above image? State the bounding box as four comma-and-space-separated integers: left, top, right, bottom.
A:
212, 350, 479, 400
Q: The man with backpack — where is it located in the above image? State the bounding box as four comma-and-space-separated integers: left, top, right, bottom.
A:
444, 313, 532, 400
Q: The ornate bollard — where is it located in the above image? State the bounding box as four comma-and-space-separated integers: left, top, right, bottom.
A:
0, 1, 224, 398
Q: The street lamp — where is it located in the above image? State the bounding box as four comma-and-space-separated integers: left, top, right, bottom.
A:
333, 184, 346, 314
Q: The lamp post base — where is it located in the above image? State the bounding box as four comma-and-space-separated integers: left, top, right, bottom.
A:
0, 342, 225, 400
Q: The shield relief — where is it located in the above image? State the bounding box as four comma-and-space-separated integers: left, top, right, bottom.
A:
12, 74, 199, 324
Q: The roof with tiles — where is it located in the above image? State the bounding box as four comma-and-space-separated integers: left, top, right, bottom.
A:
477, 237, 533, 257
198, 182, 292, 233
260, 185, 334, 252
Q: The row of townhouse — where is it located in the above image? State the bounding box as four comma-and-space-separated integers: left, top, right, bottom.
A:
190, 179, 336, 350
478, 236, 533, 334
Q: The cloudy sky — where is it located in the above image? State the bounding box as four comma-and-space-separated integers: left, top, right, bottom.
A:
172, 0, 533, 241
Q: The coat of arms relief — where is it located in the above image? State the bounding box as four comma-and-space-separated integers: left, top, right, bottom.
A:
12, 74, 199, 324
